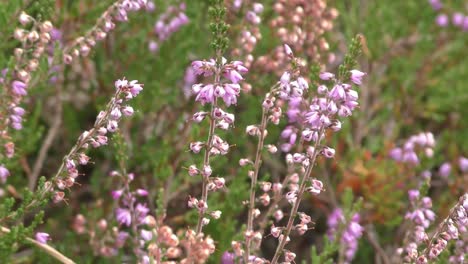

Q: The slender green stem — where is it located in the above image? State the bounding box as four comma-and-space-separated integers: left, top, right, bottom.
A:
244, 107, 268, 263
195, 68, 221, 235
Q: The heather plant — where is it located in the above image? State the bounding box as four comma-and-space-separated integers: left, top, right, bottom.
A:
0, 0, 466, 263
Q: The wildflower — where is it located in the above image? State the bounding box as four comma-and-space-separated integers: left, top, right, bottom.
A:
116, 208, 132, 226
35, 232, 50, 244
112, 189, 124, 199
306, 179, 323, 194
436, 14, 449, 27
0, 165, 10, 183
459, 156, 468, 172
438, 162, 451, 178
11, 80, 27, 95
319, 72, 334, 81
349, 70, 366, 85
140, 229, 153, 241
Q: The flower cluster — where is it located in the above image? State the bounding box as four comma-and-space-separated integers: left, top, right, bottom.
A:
437, 156, 468, 179
0, 13, 53, 175
256, 0, 338, 76
266, 45, 365, 263
63, 0, 147, 64
327, 208, 364, 264
449, 238, 467, 264
73, 213, 131, 257
111, 170, 152, 262
429, 0, 468, 30
191, 58, 247, 106
148, 3, 189, 53
49, 79, 142, 202
417, 193, 467, 263
398, 189, 436, 262
228, 1, 264, 93
389, 132, 436, 165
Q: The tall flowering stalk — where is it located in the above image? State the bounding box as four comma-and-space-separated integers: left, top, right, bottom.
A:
62, 0, 147, 64
242, 81, 281, 262
148, 2, 189, 53
270, 37, 365, 264
0, 78, 143, 222
398, 188, 436, 263
0, 12, 53, 179
188, 57, 248, 235
417, 193, 467, 263
327, 208, 364, 264
185, 0, 247, 261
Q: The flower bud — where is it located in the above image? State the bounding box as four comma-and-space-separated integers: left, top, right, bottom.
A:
19, 12, 33, 25
40, 21, 53, 33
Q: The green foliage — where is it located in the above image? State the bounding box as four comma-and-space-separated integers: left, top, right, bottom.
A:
338, 35, 363, 81
307, 237, 338, 264
208, 0, 229, 55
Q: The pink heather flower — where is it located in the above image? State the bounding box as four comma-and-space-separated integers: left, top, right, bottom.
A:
145, 1, 155, 12
319, 72, 334, 81
12, 80, 27, 95
116, 231, 129, 247
429, 0, 442, 10
329, 84, 346, 101
140, 229, 153, 241
284, 44, 293, 56
225, 69, 243, 84
110, 108, 122, 120
129, 80, 143, 97
459, 156, 468, 172
350, 70, 366, 85
121, 106, 134, 116
438, 162, 451, 178
436, 14, 449, 27
135, 203, 150, 221
35, 232, 50, 244
306, 179, 324, 194
222, 83, 240, 106
115, 79, 128, 89
116, 208, 132, 226
463, 17, 468, 31
195, 84, 215, 105
408, 190, 420, 201
112, 189, 124, 200
452, 13, 464, 27
280, 72, 291, 87
148, 41, 159, 53
232, 61, 248, 73
221, 252, 235, 264
136, 189, 149, 196
322, 147, 335, 158
11, 106, 25, 116
0, 165, 10, 183
191, 60, 215, 76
